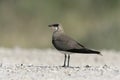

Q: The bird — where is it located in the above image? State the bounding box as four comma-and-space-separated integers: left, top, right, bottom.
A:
48, 23, 102, 67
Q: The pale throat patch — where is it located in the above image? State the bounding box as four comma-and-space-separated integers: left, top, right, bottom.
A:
55, 27, 58, 31
51, 27, 58, 31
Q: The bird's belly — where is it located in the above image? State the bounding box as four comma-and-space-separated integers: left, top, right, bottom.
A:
59, 51, 74, 54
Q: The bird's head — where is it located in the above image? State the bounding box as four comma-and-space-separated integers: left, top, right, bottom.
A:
48, 23, 64, 33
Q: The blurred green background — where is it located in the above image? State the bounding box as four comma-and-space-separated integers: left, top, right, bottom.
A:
0, 0, 120, 50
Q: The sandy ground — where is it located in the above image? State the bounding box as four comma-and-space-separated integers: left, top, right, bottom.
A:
0, 47, 120, 80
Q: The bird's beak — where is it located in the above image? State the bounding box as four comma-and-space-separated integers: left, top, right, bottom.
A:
48, 25, 54, 31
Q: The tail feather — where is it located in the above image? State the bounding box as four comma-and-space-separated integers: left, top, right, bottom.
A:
86, 49, 102, 56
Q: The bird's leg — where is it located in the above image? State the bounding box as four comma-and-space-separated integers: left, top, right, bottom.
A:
67, 54, 70, 67
62, 54, 67, 67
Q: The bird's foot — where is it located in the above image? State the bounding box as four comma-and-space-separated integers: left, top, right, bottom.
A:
62, 65, 66, 67
62, 65, 70, 67
67, 65, 69, 67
